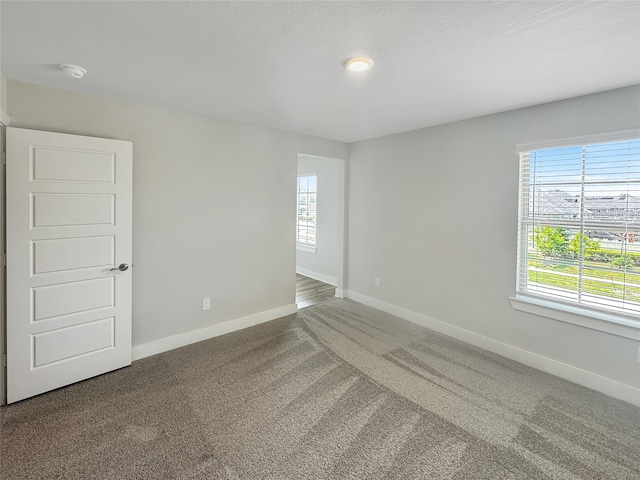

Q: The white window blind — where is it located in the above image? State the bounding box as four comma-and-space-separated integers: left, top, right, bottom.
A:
297, 174, 317, 246
516, 133, 640, 318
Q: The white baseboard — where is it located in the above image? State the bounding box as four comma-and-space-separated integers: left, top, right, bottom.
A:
132, 304, 298, 361
345, 290, 640, 407
335, 288, 346, 299
296, 267, 337, 287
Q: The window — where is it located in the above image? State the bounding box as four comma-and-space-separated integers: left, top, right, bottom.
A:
297, 174, 317, 248
516, 132, 640, 322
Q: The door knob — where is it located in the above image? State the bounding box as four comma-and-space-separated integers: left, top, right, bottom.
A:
110, 263, 129, 272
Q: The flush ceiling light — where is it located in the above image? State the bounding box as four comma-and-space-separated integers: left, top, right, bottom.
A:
59, 64, 87, 79
344, 57, 374, 72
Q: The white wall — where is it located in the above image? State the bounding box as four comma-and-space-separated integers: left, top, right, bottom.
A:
347, 85, 640, 404
7, 80, 348, 352
0, 71, 8, 126
0, 71, 7, 113
296, 155, 343, 286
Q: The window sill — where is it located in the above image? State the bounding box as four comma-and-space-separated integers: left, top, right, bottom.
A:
296, 243, 316, 254
509, 294, 640, 340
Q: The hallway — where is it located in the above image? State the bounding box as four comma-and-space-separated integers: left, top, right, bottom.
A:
295, 274, 335, 309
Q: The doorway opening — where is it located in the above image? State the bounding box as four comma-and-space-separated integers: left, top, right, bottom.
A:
295, 274, 335, 309
295, 154, 345, 309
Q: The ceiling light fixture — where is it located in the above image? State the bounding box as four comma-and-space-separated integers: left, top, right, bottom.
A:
344, 57, 374, 72
59, 64, 87, 79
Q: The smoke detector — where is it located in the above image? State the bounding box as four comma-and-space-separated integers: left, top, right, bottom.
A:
59, 64, 87, 79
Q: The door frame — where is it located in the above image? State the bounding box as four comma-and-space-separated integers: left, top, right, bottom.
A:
1, 107, 10, 406
295, 153, 347, 298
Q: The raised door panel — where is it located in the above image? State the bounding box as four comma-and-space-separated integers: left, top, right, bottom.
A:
32, 147, 115, 183
32, 236, 115, 274
32, 193, 114, 227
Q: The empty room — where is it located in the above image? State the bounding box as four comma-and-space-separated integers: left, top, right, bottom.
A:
1, 1, 639, 479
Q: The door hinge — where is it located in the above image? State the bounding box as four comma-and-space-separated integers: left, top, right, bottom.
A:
2, 354, 6, 368
0, 152, 5, 165
1, 254, 5, 267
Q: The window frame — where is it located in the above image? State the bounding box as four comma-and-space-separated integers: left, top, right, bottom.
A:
296, 173, 317, 253
511, 129, 640, 340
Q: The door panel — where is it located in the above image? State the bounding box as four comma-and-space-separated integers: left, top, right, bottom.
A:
33, 317, 114, 367
32, 193, 115, 227
33, 277, 114, 321
6, 127, 133, 403
32, 147, 115, 183
32, 236, 114, 274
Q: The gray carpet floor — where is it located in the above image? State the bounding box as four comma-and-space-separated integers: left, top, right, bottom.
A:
1, 298, 639, 479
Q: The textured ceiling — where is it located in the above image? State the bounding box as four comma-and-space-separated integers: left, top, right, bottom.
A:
1, 1, 639, 143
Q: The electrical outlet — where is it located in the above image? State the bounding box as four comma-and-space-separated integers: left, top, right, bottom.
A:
202, 298, 211, 311
374, 276, 380, 287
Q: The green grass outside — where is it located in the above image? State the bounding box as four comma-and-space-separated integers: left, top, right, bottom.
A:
528, 258, 640, 304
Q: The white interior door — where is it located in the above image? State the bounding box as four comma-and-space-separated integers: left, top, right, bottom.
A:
6, 127, 133, 403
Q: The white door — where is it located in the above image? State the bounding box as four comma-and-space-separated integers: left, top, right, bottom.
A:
6, 128, 133, 403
